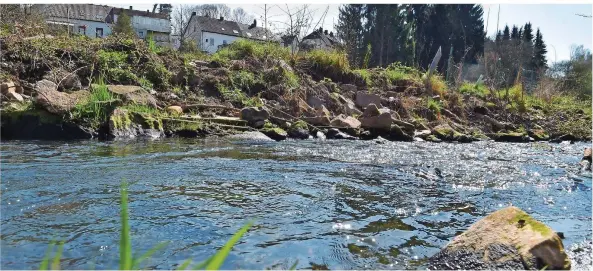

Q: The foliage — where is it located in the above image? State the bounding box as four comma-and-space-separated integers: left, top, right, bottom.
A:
548, 45, 592, 99
70, 82, 118, 127
353, 69, 371, 86
426, 74, 448, 96
427, 97, 442, 116
302, 49, 350, 73
212, 39, 290, 64
459, 82, 489, 97
217, 84, 262, 107
113, 11, 135, 36
335, 4, 365, 68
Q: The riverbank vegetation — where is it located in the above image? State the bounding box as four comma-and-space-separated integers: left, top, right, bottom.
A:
1, 5, 590, 142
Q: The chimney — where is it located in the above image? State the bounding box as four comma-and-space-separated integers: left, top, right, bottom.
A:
219, 16, 224, 21
324, 30, 328, 35
129, 6, 132, 10
253, 19, 257, 27
191, 11, 196, 16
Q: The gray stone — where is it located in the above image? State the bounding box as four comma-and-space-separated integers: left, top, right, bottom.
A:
355, 91, 382, 108
240, 107, 270, 125
330, 114, 361, 129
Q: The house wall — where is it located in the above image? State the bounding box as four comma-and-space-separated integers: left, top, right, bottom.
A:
47, 16, 111, 38
112, 14, 170, 42
201, 32, 239, 54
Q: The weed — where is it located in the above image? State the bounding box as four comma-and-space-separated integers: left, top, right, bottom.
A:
427, 98, 442, 116
212, 39, 290, 64
302, 49, 350, 73
70, 83, 118, 127
459, 82, 489, 97
353, 69, 371, 86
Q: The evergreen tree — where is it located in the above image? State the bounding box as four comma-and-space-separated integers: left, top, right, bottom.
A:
502, 25, 510, 40
532, 28, 548, 70
522, 22, 534, 43
113, 11, 134, 36
336, 4, 365, 67
518, 27, 523, 39
495, 30, 502, 43
510, 25, 519, 40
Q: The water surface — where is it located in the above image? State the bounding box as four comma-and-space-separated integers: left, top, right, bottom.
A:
1, 138, 591, 269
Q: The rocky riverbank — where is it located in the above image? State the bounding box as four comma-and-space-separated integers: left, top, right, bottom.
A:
1, 35, 591, 142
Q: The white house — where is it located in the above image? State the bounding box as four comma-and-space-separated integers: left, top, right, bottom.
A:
184, 15, 277, 54
109, 6, 171, 46
34, 4, 113, 38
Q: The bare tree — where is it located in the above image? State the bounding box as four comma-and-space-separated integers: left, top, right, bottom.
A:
272, 5, 329, 54
171, 4, 197, 43
231, 7, 255, 24
198, 4, 231, 19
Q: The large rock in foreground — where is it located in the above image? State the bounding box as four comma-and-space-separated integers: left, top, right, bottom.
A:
427, 206, 570, 270
36, 87, 90, 114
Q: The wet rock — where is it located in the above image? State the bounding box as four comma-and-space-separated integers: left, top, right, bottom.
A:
528, 129, 549, 141
550, 134, 578, 143
36, 88, 90, 114
581, 148, 592, 171
108, 108, 164, 139
315, 131, 326, 139
355, 91, 382, 108
414, 129, 432, 139
584, 148, 592, 162
392, 119, 415, 135
226, 131, 274, 141
303, 105, 331, 126
1, 112, 93, 140
326, 128, 356, 140
43, 69, 82, 91
261, 127, 287, 141
240, 107, 270, 126
427, 206, 570, 270
383, 125, 413, 142
287, 120, 311, 140
494, 132, 530, 143
426, 135, 442, 142
166, 106, 183, 115
330, 114, 361, 129
359, 130, 378, 140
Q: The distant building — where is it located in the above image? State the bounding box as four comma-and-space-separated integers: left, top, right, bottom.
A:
34, 4, 113, 38
108, 6, 171, 46
184, 14, 277, 54
34, 4, 172, 46
300, 28, 341, 51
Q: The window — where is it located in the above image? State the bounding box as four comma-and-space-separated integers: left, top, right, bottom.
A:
96, 28, 103, 38
78, 26, 85, 35
210, 38, 214, 46
223, 40, 227, 45
138, 31, 144, 39
205, 38, 208, 42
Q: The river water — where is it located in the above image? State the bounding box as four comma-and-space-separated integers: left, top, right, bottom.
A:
1, 138, 591, 269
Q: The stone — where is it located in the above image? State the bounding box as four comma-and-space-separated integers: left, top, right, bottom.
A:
340, 84, 357, 93
392, 119, 415, 135
1, 81, 23, 95
261, 127, 288, 141
414, 129, 432, 138
6, 91, 24, 102
527, 129, 549, 141
107, 85, 157, 108
584, 147, 592, 162
494, 132, 530, 143
426, 135, 442, 143
355, 91, 382, 108
383, 125, 413, 142
330, 114, 361, 129
427, 206, 570, 270
550, 134, 578, 143
34, 79, 58, 93
36, 88, 90, 114
107, 85, 143, 95
360, 112, 393, 130
307, 96, 324, 108
303, 105, 331, 126
240, 107, 270, 125
344, 101, 362, 116
226, 131, 274, 141
166, 106, 183, 115
326, 128, 356, 140
315, 131, 326, 139
43, 69, 82, 91
362, 103, 381, 118
432, 124, 464, 142
287, 120, 310, 140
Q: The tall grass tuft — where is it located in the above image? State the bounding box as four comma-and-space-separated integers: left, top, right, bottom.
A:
40, 182, 253, 270
302, 49, 350, 73
70, 79, 118, 127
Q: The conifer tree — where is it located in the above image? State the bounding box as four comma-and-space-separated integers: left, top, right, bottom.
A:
522, 22, 534, 43
510, 25, 519, 40
532, 28, 548, 70
336, 4, 365, 67
502, 25, 510, 40
113, 11, 135, 36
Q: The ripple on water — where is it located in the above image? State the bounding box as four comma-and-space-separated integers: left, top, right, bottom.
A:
0, 139, 591, 269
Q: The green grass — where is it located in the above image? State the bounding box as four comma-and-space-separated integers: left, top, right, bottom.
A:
212, 39, 291, 64
427, 97, 442, 115
353, 69, 371, 86
70, 82, 118, 127
459, 82, 489, 97
41, 182, 253, 270
302, 49, 350, 73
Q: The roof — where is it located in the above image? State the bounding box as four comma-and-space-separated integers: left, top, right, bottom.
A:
193, 16, 242, 37
238, 23, 277, 41
112, 8, 169, 20
35, 4, 112, 22
302, 29, 341, 47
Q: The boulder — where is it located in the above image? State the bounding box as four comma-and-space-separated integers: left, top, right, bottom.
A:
527, 129, 549, 141
359, 130, 378, 140
330, 114, 361, 129
414, 129, 432, 138
340, 84, 357, 93
108, 108, 164, 139
383, 125, 413, 142
432, 124, 464, 142
360, 112, 392, 130
427, 206, 570, 270
355, 91, 382, 108
166, 106, 183, 115
261, 127, 287, 141
36, 88, 90, 114
550, 134, 578, 143
494, 132, 530, 143
344, 101, 362, 116
226, 131, 274, 141
307, 96, 324, 109
303, 105, 331, 126
43, 69, 82, 91
5, 91, 24, 102
362, 103, 381, 117
287, 120, 311, 140
326, 128, 356, 140
581, 148, 592, 171
584, 147, 592, 162
1, 81, 24, 95
240, 107, 270, 125
392, 119, 415, 135
315, 131, 326, 139
107, 85, 157, 108
34, 79, 58, 93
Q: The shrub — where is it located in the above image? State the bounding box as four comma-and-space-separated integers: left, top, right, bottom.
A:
212, 39, 290, 63
70, 82, 118, 127
302, 49, 350, 73
427, 97, 442, 115
426, 74, 448, 96
352, 69, 371, 86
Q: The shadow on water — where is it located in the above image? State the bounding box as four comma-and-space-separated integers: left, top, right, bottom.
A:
0, 138, 591, 269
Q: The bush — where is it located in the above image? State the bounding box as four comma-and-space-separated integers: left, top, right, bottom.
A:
352, 69, 371, 86
70, 82, 118, 127
212, 39, 290, 64
301, 49, 350, 73
427, 97, 442, 115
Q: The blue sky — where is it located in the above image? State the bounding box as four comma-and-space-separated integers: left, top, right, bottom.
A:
483, 4, 592, 64
115, 4, 592, 64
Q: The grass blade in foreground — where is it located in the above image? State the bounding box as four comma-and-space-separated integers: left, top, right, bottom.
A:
132, 241, 169, 269
39, 242, 56, 270
289, 260, 299, 270
51, 241, 64, 270
204, 221, 254, 270
120, 182, 132, 270
176, 259, 193, 270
